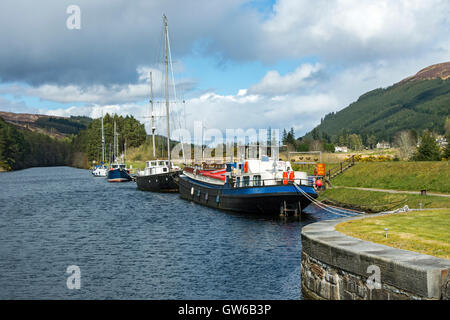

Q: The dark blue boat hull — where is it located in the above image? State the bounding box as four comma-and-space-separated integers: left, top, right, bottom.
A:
178, 174, 318, 215
107, 168, 132, 182
135, 171, 180, 192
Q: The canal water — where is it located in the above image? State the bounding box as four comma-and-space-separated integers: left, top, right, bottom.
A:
0, 166, 339, 299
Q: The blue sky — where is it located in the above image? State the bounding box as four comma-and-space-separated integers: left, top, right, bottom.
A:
182, 53, 318, 96
0, 0, 449, 137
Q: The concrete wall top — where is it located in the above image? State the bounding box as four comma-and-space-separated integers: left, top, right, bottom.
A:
302, 214, 450, 299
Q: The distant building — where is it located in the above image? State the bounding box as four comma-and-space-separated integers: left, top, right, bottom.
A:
335, 146, 348, 153
436, 136, 448, 148
376, 141, 390, 149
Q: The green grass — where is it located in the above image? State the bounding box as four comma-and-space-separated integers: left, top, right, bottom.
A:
126, 160, 146, 173
332, 161, 450, 193
319, 188, 450, 212
335, 210, 450, 259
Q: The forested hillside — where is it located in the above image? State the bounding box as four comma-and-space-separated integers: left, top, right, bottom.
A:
70, 113, 146, 163
305, 63, 450, 143
0, 113, 147, 171
0, 111, 92, 138
34, 116, 91, 135
0, 116, 72, 170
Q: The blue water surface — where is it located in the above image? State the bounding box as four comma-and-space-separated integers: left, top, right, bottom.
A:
0, 167, 337, 299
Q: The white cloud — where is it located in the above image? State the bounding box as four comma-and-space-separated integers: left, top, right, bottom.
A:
7, 56, 450, 139
248, 63, 322, 95
174, 79, 339, 135
260, 0, 450, 62
22, 67, 195, 105
2, 0, 450, 139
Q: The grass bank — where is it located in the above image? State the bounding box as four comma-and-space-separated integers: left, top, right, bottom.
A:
126, 160, 146, 172
319, 188, 450, 212
332, 161, 449, 193
335, 210, 450, 259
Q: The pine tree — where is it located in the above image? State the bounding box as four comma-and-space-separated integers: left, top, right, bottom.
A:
282, 129, 288, 144
413, 131, 442, 161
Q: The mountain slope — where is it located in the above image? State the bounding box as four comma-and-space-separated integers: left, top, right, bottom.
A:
0, 115, 74, 171
307, 62, 450, 142
0, 111, 91, 138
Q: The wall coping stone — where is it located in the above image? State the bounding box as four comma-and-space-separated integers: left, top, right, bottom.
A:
301, 213, 450, 299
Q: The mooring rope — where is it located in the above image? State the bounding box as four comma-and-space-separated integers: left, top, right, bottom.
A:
323, 202, 365, 214
319, 195, 407, 213
293, 183, 365, 217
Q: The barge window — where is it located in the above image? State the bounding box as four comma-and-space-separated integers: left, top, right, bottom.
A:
236, 177, 240, 187
243, 176, 250, 187
253, 175, 261, 186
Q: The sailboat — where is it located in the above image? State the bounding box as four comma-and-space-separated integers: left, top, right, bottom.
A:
107, 120, 132, 182
136, 14, 182, 192
92, 115, 107, 177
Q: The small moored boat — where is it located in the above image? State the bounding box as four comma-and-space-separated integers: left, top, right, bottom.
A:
107, 163, 132, 182
92, 164, 107, 177
107, 120, 132, 183
136, 160, 181, 192
92, 114, 107, 177
135, 14, 183, 192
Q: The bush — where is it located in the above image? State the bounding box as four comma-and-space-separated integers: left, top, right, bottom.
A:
346, 154, 394, 162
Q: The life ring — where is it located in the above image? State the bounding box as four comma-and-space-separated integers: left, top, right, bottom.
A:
289, 171, 295, 182
282, 171, 288, 185
244, 161, 249, 173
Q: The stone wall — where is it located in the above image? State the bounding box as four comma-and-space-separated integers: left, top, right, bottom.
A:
301, 217, 450, 300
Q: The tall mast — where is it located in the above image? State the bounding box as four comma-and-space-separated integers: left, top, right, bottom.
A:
163, 14, 171, 168
150, 71, 156, 158
114, 120, 117, 161
101, 113, 105, 163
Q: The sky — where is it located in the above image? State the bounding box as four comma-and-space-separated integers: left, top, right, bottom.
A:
1, 0, 450, 138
